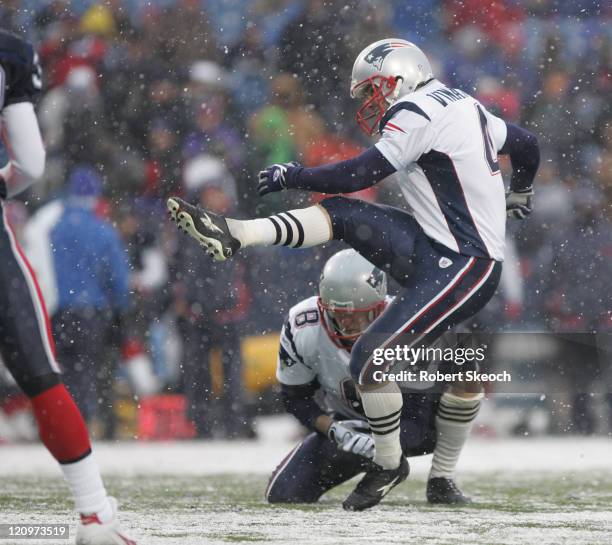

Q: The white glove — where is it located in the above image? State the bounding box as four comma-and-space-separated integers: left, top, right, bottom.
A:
506, 187, 534, 219
327, 419, 375, 459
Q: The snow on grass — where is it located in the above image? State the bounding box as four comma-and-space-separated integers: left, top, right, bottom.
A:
1, 473, 611, 545
1, 415, 611, 477
0, 417, 611, 544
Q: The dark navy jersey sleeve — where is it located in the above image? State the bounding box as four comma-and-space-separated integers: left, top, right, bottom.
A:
286, 147, 396, 194
280, 381, 324, 431
0, 30, 43, 109
500, 122, 540, 191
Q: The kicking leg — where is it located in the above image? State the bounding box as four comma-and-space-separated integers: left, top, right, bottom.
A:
166, 195, 420, 279
319, 196, 421, 285
167, 197, 331, 261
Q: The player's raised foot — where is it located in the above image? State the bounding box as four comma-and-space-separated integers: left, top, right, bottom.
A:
343, 456, 409, 511
166, 197, 240, 261
76, 497, 136, 545
426, 477, 472, 504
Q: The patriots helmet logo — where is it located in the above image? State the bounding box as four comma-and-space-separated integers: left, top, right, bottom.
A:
366, 268, 385, 296
364, 42, 406, 70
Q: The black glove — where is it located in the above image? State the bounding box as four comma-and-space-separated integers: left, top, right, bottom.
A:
257, 161, 301, 197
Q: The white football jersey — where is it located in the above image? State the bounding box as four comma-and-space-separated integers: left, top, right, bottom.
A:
277, 295, 365, 419
276, 295, 455, 420
375, 79, 508, 261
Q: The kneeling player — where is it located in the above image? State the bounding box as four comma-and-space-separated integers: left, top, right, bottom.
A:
266, 250, 482, 506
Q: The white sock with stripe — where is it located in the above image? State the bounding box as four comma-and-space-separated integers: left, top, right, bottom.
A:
226, 205, 331, 248
359, 381, 403, 470
429, 391, 483, 479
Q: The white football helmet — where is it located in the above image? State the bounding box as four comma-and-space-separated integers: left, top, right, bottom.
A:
350, 38, 434, 135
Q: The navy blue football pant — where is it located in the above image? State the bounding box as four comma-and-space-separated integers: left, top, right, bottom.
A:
320, 197, 502, 385
0, 201, 61, 397
267, 393, 439, 503
0, 202, 93, 464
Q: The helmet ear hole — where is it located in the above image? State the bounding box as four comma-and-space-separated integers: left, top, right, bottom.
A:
391, 77, 403, 100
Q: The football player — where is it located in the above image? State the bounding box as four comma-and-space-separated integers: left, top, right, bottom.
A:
0, 30, 135, 544
167, 38, 539, 510
266, 249, 480, 505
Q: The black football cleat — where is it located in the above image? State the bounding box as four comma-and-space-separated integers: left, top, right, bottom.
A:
426, 477, 472, 504
167, 197, 240, 262
343, 456, 409, 511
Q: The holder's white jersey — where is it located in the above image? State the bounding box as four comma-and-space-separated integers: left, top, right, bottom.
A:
277, 296, 365, 420
375, 79, 508, 261
276, 295, 455, 419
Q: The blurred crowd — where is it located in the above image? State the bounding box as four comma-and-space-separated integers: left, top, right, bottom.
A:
0, 0, 610, 439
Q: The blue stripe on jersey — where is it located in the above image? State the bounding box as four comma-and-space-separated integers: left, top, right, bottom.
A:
282, 319, 308, 367
417, 150, 490, 258
279, 343, 299, 367
379, 101, 431, 133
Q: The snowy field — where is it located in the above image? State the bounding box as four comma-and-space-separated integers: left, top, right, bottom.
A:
1, 416, 611, 545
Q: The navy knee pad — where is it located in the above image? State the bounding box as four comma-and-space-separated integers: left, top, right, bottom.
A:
319, 196, 420, 286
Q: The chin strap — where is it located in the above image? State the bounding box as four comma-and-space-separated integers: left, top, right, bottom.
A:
389, 77, 403, 103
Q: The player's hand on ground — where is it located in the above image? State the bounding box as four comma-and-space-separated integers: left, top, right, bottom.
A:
506, 187, 534, 219
257, 161, 300, 196
328, 420, 375, 459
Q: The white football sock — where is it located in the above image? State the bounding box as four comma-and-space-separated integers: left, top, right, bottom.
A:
61, 453, 113, 523
226, 205, 331, 248
359, 381, 403, 470
429, 391, 483, 479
